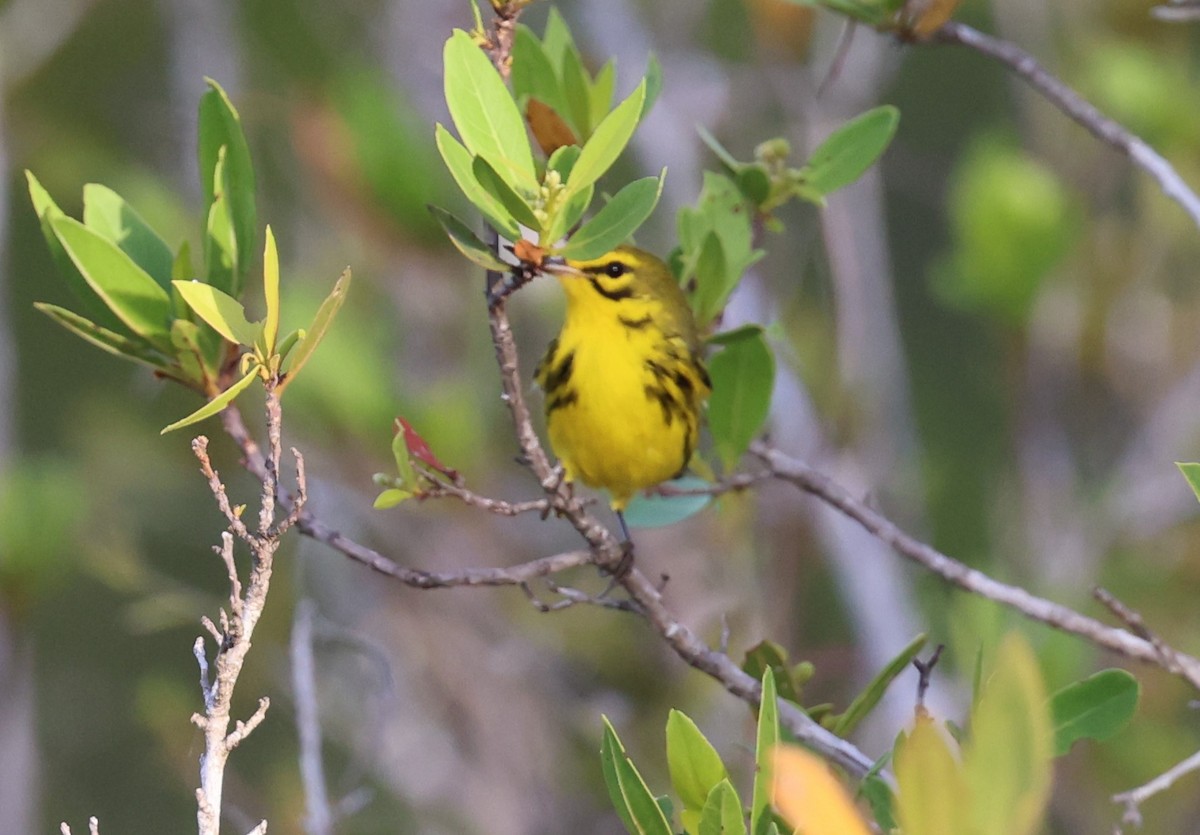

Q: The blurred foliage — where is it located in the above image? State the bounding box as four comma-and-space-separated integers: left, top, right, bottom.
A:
5, 0, 1200, 833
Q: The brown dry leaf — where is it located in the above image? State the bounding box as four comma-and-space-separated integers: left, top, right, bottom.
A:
526, 98, 578, 157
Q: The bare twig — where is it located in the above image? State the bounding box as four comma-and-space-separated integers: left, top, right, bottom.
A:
292, 600, 334, 835
1152, 1, 1200, 22
754, 442, 1200, 690
933, 21, 1200, 231
192, 386, 301, 835
417, 471, 554, 516
1113, 747, 1200, 827
912, 644, 944, 709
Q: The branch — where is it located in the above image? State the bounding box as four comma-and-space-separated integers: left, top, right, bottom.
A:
933, 21, 1200, 232
192, 386, 302, 835
753, 441, 1200, 690
1113, 747, 1200, 827
291, 600, 334, 835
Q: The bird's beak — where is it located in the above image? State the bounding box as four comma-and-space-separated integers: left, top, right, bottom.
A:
542, 256, 584, 278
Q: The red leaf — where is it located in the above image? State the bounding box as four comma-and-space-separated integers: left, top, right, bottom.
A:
394, 417, 458, 480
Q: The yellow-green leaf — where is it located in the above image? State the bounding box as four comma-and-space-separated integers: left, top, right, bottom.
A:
172, 280, 261, 346
279, 268, 351, 390
564, 80, 646, 200
666, 710, 729, 814
35, 303, 168, 371
49, 215, 173, 348
161, 368, 259, 434
443, 29, 536, 190
964, 633, 1053, 835
751, 668, 780, 835
262, 226, 281, 355
895, 712, 969, 835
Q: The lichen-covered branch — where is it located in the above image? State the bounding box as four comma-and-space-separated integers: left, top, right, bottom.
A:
192, 386, 304, 835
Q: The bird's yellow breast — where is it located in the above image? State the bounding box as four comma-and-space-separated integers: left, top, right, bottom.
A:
537, 258, 708, 510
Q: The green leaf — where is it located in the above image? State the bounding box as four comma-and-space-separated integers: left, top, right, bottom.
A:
708, 325, 775, 470
1049, 669, 1139, 756
698, 780, 746, 835
82, 184, 174, 289
28, 172, 127, 332
679, 172, 763, 326
832, 634, 927, 737
642, 53, 664, 120
1177, 462, 1200, 503
547, 144, 582, 181
564, 80, 647, 200
690, 231, 730, 328
49, 215, 173, 347
170, 319, 215, 388
280, 268, 352, 389
391, 421, 417, 489
541, 6, 574, 70
471, 155, 541, 230
443, 29, 536, 190
435, 124, 521, 238
560, 44, 593, 137
204, 147, 239, 295
600, 716, 674, 835
34, 303, 168, 370
172, 280, 261, 346
750, 668, 780, 835
666, 710, 729, 814
742, 640, 810, 706
161, 367, 259, 434
429, 205, 510, 271
736, 165, 771, 206
198, 79, 257, 296
545, 182, 593, 247
621, 475, 712, 530
373, 488, 413, 509
511, 25, 567, 117
589, 60, 617, 135
861, 774, 897, 832
560, 172, 665, 260
804, 105, 899, 196
262, 226, 281, 354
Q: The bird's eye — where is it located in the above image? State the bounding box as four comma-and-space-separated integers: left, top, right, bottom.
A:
605, 261, 626, 278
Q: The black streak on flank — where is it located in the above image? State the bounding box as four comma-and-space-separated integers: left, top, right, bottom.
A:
543, 349, 575, 394
645, 384, 682, 427
547, 390, 579, 414
672, 367, 694, 396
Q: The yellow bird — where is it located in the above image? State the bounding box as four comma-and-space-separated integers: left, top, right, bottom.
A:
537, 245, 711, 539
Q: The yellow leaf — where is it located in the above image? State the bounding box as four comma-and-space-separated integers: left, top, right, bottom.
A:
895, 711, 970, 835
964, 633, 1053, 835
771, 746, 871, 835
262, 225, 280, 354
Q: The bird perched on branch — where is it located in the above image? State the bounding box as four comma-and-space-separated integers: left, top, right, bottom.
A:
536, 245, 711, 545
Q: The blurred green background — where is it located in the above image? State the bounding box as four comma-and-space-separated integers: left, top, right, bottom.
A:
4, 0, 1200, 832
